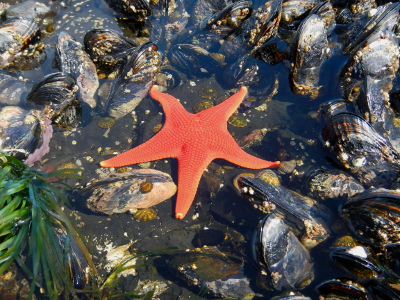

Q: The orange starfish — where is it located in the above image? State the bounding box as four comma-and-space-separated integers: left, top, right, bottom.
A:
100, 85, 280, 219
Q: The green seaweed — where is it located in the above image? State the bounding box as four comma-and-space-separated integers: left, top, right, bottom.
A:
0, 153, 94, 299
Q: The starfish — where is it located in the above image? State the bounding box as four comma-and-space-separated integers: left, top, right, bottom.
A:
100, 85, 280, 219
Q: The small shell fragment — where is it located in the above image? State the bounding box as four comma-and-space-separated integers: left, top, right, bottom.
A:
97, 117, 115, 128
132, 208, 158, 221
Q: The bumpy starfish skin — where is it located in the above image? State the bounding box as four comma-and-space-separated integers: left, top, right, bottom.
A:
100, 85, 280, 219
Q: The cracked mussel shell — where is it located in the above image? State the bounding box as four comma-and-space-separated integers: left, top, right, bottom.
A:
340, 188, 400, 247
25, 72, 81, 129
253, 213, 314, 291
84, 28, 136, 78
0, 17, 40, 69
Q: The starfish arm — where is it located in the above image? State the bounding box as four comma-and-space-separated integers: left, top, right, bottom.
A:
198, 86, 248, 124
174, 147, 213, 219
213, 133, 280, 169
100, 129, 180, 167
149, 85, 193, 127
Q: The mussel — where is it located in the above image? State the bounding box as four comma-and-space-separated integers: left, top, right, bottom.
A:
330, 245, 383, 278
55, 31, 99, 108
253, 213, 314, 291
216, 54, 259, 88
25, 72, 81, 129
290, 14, 329, 97
99, 42, 162, 118
238, 175, 332, 248
340, 188, 400, 247
302, 169, 364, 200
104, 0, 152, 21
84, 28, 136, 78
205, 0, 253, 36
321, 112, 400, 170
0, 17, 40, 69
0, 106, 47, 163
0, 70, 27, 105
316, 278, 370, 300
79, 169, 177, 215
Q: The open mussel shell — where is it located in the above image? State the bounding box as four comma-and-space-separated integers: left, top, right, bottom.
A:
238, 175, 332, 248
84, 28, 136, 78
321, 112, 400, 170
205, 0, 253, 33
55, 31, 99, 108
168, 44, 223, 77
340, 188, 400, 247
330, 246, 383, 278
0, 17, 40, 68
316, 278, 370, 299
253, 213, 314, 291
99, 42, 162, 118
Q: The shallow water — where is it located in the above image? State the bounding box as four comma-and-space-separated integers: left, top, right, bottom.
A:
5, 0, 393, 298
